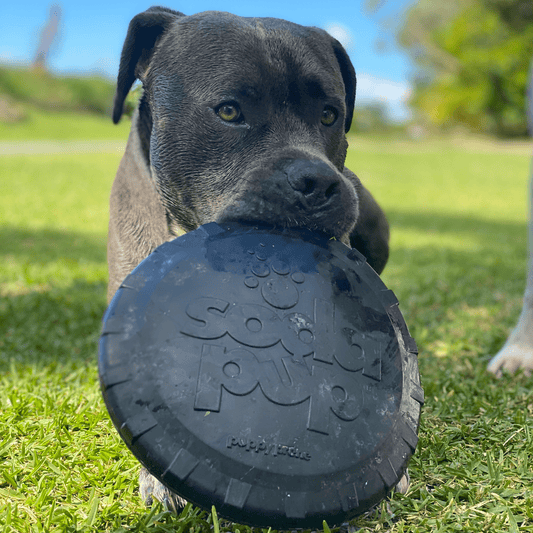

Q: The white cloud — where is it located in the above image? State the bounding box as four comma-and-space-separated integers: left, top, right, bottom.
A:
355, 72, 412, 121
0, 49, 26, 65
356, 72, 411, 104
324, 22, 353, 50
90, 57, 119, 79
318, 26, 412, 121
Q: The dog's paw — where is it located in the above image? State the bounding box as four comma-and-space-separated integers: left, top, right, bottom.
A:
488, 342, 533, 376
394, 471, 410, 495
139, 467, 187, 514
488, 306, 533, 376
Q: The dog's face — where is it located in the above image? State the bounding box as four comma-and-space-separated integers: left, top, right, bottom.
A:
114, 8, 360, 243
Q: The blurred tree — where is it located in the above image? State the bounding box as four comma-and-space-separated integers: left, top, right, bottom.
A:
352, 103, 393, 133
33, 4, 62, 71
367, 0, 533, 136
484, 0, 533, 31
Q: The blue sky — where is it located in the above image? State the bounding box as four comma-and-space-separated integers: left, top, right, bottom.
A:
1, 0, 416, 120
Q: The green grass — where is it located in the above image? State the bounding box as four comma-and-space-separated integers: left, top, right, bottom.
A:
0, 65, 138, 140
0, 105, 131, 140
1, 135, 533, 532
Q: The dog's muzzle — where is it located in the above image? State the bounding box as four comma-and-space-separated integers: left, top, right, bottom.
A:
217, 157, 358, 239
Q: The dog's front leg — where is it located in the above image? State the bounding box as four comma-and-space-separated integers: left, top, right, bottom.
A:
488, 171, 533, 375
488, 61, 533, 375
344, 168, 390, 275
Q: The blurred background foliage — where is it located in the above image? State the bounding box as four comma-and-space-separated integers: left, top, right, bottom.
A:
1, 0, 533, 138
0, 67, 115, 117
378, 0, 533, 137
0, 66, 141, 123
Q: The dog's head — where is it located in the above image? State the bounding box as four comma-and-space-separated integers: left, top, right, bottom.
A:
113, 6, 360, 243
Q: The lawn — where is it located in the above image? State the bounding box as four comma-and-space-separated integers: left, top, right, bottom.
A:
0, 106, 131, 141
1, 132, 533, 532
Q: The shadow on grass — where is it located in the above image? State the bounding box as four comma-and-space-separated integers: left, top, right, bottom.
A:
1, 227, 108, 371
1, 279, 107, 371
1, 225, 107, 264
386, 209, 527, 244
384, 208, 528, 288
1, 210, 527, 264
1, 210, 528, 372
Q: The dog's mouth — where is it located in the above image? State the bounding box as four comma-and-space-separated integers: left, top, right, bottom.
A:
215, 214, 353, 247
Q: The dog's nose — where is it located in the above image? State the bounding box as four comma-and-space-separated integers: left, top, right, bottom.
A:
285, 160, 341, 207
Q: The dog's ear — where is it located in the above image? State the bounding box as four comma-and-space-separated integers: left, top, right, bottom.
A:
113, 7, 184, 124
330, 41, 356, 133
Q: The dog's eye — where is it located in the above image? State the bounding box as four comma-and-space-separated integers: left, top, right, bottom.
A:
321, 106, 338, 127
217, 103, 242, 123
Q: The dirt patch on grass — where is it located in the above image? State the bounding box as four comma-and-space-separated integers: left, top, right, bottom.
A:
349, 134, 533, 155
0, 140, 126, 155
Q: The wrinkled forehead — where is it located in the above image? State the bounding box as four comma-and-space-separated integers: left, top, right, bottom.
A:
151, 11, 345, 101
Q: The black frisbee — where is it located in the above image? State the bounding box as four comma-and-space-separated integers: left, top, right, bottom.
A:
99, 222, 423, 529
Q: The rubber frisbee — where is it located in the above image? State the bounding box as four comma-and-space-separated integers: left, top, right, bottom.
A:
99, 222, 423, 528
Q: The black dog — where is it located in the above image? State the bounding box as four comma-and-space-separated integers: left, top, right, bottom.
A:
109, 5, 391, 511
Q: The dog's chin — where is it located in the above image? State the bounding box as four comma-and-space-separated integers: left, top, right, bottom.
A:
215, 213, 354, 247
